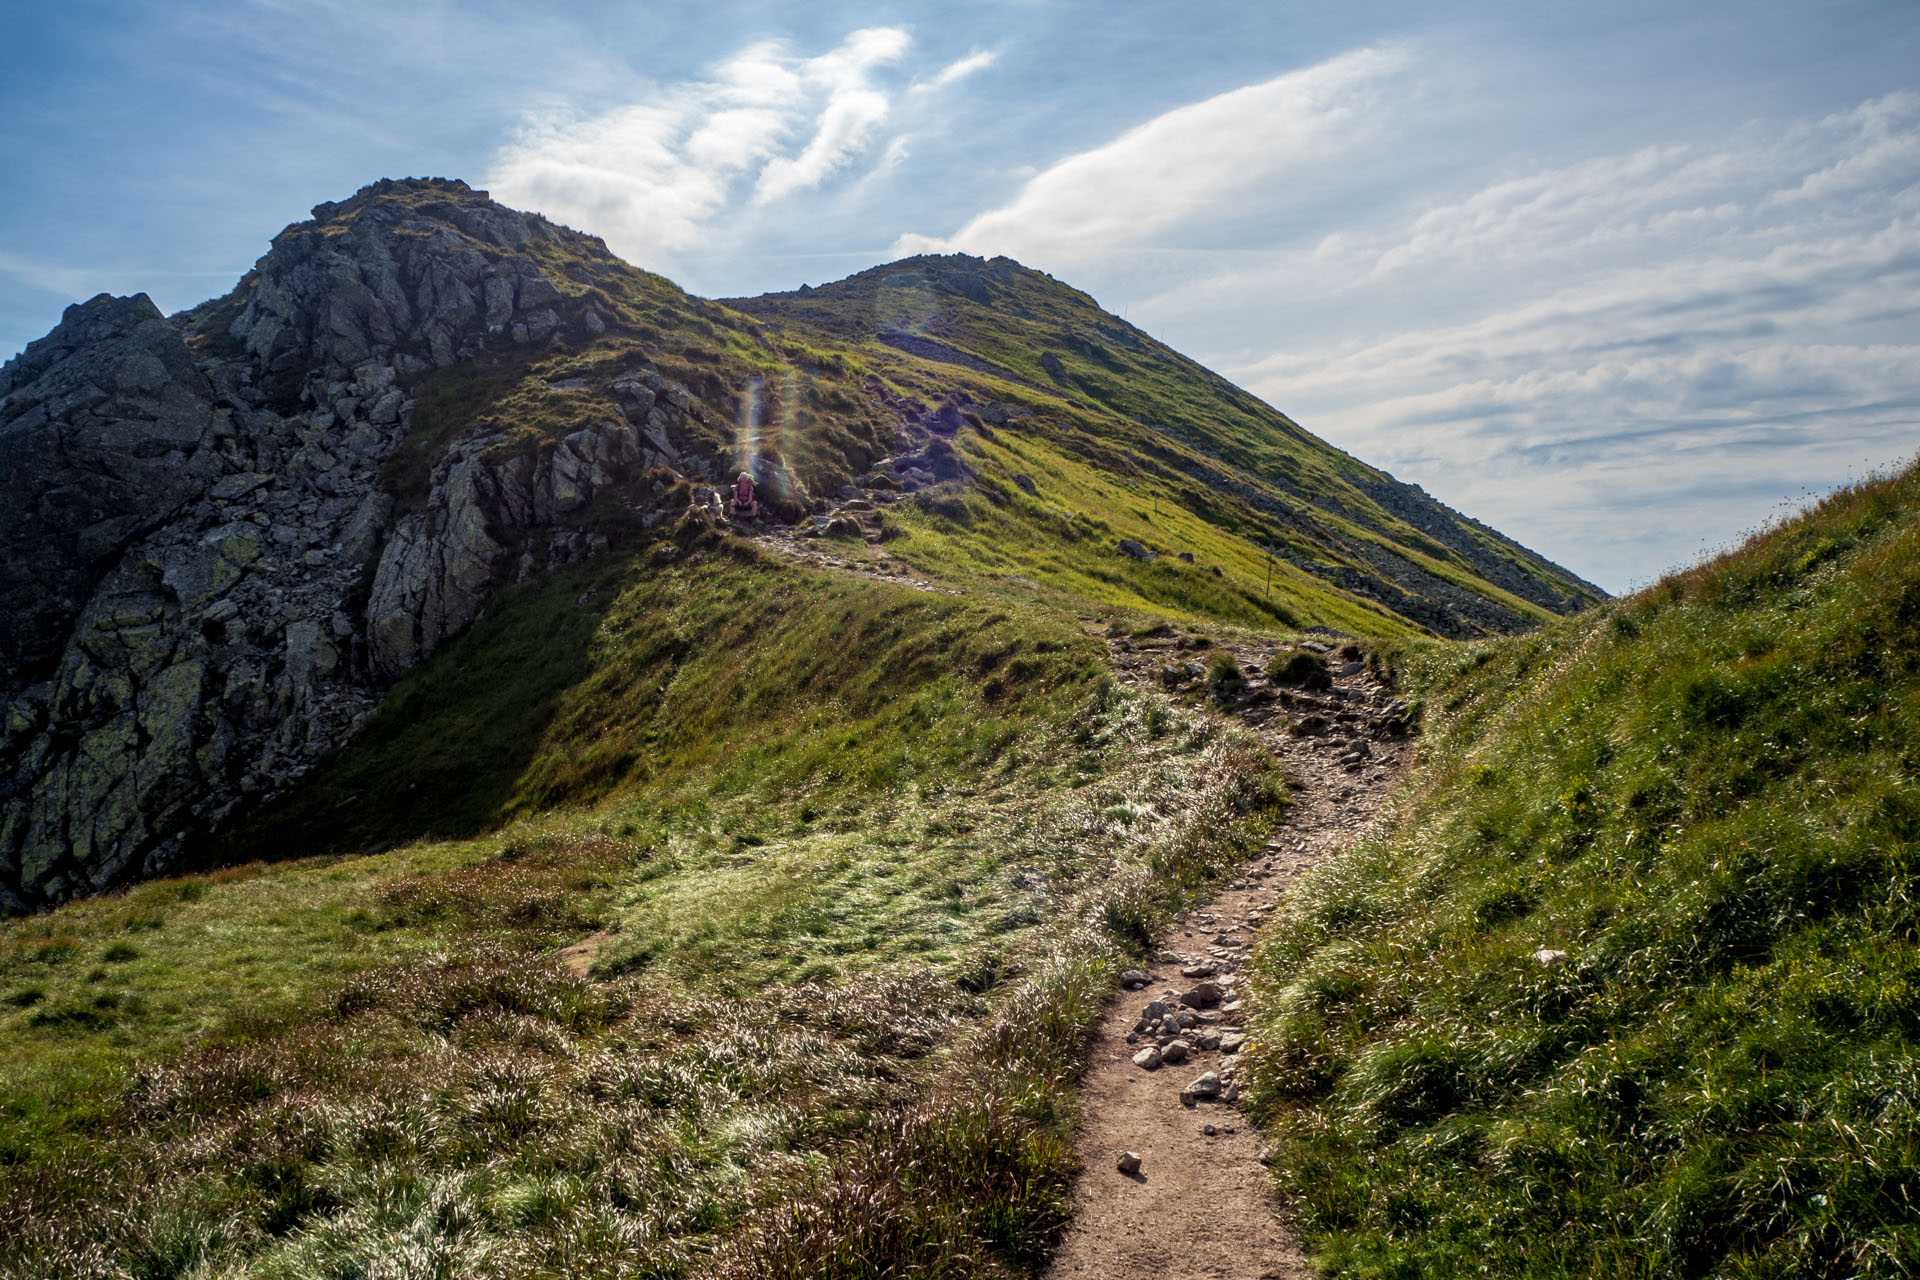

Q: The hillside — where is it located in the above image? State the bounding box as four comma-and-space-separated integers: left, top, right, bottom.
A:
1242, 462, 1920, 1277
0, 178, 1599, 915
730, 255, 1602, 634
0, 176, 1621, 1279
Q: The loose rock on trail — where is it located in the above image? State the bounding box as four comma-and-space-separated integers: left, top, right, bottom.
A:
739, 509, 1416, 1276
1043, 631, 1412, 1280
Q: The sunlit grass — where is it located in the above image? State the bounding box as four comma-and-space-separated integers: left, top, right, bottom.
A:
0, 540, 1284, 1279
1241, 461, 1920, 1278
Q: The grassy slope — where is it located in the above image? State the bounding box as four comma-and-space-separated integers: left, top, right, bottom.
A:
730, 255, 1604, 631
1242, 463, 1920, 1278
0, 544, 1285, 1279
299, 192, 1592, 642
354, 231, 1477, 640
874, 412, 1422, 636
0, 189, 1628, 1279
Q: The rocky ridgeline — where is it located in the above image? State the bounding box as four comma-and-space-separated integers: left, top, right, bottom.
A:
0, 179, 731, 912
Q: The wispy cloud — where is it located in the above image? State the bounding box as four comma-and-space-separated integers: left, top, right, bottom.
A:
0, 251, 111, 300
913, 49, 998, 94
753, 28, 909, 205
894, 45, 1409, 265
487, 27, 914, 265
0, 251, 236, 305
1191, 92, 1920, 587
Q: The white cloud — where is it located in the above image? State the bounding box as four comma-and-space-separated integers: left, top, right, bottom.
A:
487, 27, 911, 264
894, 44, 1409, 266
1172, 93, 1920, 588
913, 49, 998, 94
0, 251, 113, 301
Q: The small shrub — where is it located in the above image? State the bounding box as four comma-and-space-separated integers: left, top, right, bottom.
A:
1268, 649, 1331, 688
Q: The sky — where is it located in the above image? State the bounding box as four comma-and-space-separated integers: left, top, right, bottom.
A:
3, 1, 1917, 593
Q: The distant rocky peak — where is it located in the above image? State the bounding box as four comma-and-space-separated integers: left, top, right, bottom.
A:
0, 177, 698, 913
305, 176, 485, 223
226, 176, 608, 386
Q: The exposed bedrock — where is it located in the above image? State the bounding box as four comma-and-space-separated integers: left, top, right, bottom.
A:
0, 180, 723, 912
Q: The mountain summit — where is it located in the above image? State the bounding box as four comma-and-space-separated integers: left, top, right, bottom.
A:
0, 177, 1598, 911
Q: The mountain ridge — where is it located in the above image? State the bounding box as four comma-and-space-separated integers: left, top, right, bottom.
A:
5, 176, 1908, 1280
0, 177, 1597, 912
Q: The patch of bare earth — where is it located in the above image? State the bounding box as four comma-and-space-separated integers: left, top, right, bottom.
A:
555, 930, 610, 978
746, 503, 962, 594
1044, 634, 1413, 1280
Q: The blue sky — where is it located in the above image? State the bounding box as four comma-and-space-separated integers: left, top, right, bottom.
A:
4, 1, 1917, 591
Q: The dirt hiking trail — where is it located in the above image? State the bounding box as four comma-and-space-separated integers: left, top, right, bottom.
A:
742, 506, 1415, 1277
1043, 630, 1414, 1280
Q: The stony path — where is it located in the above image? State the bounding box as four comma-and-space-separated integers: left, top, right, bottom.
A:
1043, 632, 1413, 1280
737, 507, 1417, 1277
748, 504, 961, 595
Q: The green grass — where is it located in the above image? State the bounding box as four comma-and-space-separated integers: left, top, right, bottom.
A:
0, 541, 1284, 1279
1240, 461, 1920, 1278
1, 184, 1628, 1280
229, 542, 1113, 855
871, 425, 1428, 635
730, 254, 1604, 632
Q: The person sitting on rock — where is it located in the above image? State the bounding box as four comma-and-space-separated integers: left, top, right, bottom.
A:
729, 471, 759, 521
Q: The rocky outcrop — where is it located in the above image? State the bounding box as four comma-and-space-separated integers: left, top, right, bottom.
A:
363, 374, 704, 676
0, 294, 225, 685
230, 179, 599, 382
0, 329, 407, 908
0, 179, 722, 912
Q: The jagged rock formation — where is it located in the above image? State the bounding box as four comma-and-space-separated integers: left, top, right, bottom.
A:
0, 180, 729, 911
364, 380, 697, 675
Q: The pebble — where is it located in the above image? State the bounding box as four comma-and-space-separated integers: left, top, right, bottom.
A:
1116, 1151, 1142, 1174
1085, 644, 1411, 1197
